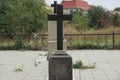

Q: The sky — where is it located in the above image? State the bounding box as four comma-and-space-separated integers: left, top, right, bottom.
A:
45, 0, 120, 10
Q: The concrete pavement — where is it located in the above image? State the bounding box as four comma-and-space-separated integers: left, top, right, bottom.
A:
0, 50, 120, 80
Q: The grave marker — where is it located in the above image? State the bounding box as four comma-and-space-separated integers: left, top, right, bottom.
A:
48, 1, 57, 56
51, 1, 57, 13
48, 1, 72, 56
48, 4, 72, 50
48, 1, 73, 80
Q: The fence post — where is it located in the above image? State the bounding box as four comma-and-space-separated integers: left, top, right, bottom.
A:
84, 35, 86, 45
112, 32, 115, 49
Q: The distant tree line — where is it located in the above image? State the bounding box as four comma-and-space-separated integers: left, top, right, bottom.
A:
71, 6, 120, 30
114, 7, 120, 11
0, 1, 120, 35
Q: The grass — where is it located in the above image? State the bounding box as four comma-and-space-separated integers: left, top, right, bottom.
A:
15, 68, 23, 72
14, 65, 23, 72
73, 60, 95, 69
0, 38, 47, 50
66, 33, 120, 49
38, 53, 48, 56
64, 25, 120, 34
67, 39, 113, 49
1, 35, 120, 50
1, 26, 120, 50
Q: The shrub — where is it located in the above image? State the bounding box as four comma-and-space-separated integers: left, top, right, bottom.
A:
73, 60, 96, 69
15, 37, 24, 50
73, 61, 83, 68
67, 40, 112, 49
15, 68, 23, 72
14, 65, 23, 72
71, 11, 89, 30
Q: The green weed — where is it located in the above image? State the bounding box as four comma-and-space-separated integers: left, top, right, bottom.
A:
73, 60, 95, 69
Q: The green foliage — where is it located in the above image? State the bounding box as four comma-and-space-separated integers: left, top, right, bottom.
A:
88, 6, 110, 28
15, 68, 23, 72
73, 60, 95, 69
15, 37, 23, 50
0, 0, 47, 35
29, 40, 47, 50
114, 7, 120, 11
68, 39, 112, 49
14, 64, 23, 72
71, 6, 112, 30
73, 61, 83, 68
71, 11, 89, 30
28, 34, 47, 50
113, 13, 120, 27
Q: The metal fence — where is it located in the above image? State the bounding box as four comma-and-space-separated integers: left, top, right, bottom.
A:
65, 33, 120, 49
0, 33, 120, 50
0, 34, 47, 50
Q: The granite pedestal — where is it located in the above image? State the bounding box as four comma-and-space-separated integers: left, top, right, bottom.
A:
49, 51, 72, 80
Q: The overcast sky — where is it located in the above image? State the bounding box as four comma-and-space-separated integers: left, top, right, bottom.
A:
45, 0, 120, 10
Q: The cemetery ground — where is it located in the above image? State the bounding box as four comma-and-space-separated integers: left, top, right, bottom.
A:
0, 50, 120, 80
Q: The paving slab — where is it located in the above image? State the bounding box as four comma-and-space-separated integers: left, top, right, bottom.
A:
0, 50, 120, 80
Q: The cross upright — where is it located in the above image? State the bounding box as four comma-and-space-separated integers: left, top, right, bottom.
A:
48, 2, 72, 50
51, 1, 57, 13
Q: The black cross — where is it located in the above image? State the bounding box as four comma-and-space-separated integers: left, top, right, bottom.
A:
51, 1, 57, 13
48, 3, 72, 50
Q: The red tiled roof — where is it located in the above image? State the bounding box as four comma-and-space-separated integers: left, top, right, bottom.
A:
61, 0, 90, 11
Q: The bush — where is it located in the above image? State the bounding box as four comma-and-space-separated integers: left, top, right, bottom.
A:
15, 37, 24, 50
67, 40, 113, 49
88, 6, 111, 28
73, 61, 83, 68
73, 60, 95, 69
71, 11, 89, 30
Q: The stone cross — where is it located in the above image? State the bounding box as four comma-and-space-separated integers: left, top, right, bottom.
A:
48, 4, 72, 50
48, 2, 73, 80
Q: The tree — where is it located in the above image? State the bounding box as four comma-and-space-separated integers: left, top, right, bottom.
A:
0, 0, 47, 41
71, 11, 89, 30
114, 7, 120, 11
0, 0, 10, 34
20, 0, 47, 41
88, 6, 109, 28
113, 13, 120, 27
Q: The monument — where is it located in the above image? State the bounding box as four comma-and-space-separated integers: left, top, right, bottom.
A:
48, 1, 73, 80
48, 1, 67, 56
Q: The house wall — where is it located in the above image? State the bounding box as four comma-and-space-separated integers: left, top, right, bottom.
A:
63, 8, 87, 14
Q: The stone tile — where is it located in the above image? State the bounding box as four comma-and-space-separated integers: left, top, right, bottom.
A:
0, 50, 120, 80
94, 78, 108, 80
74, 77, 81, 80
109, 78, 120, 80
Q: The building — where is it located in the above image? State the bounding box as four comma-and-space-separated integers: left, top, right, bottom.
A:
61, 0, 90, 14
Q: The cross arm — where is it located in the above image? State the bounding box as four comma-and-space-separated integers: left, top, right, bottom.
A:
63, 15, 72, 20
48, 14, 72, 21
48, 14, 57, 21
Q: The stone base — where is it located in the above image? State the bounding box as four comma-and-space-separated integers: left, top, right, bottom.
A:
48, 40, 67, 57
49, 51, 73, 80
